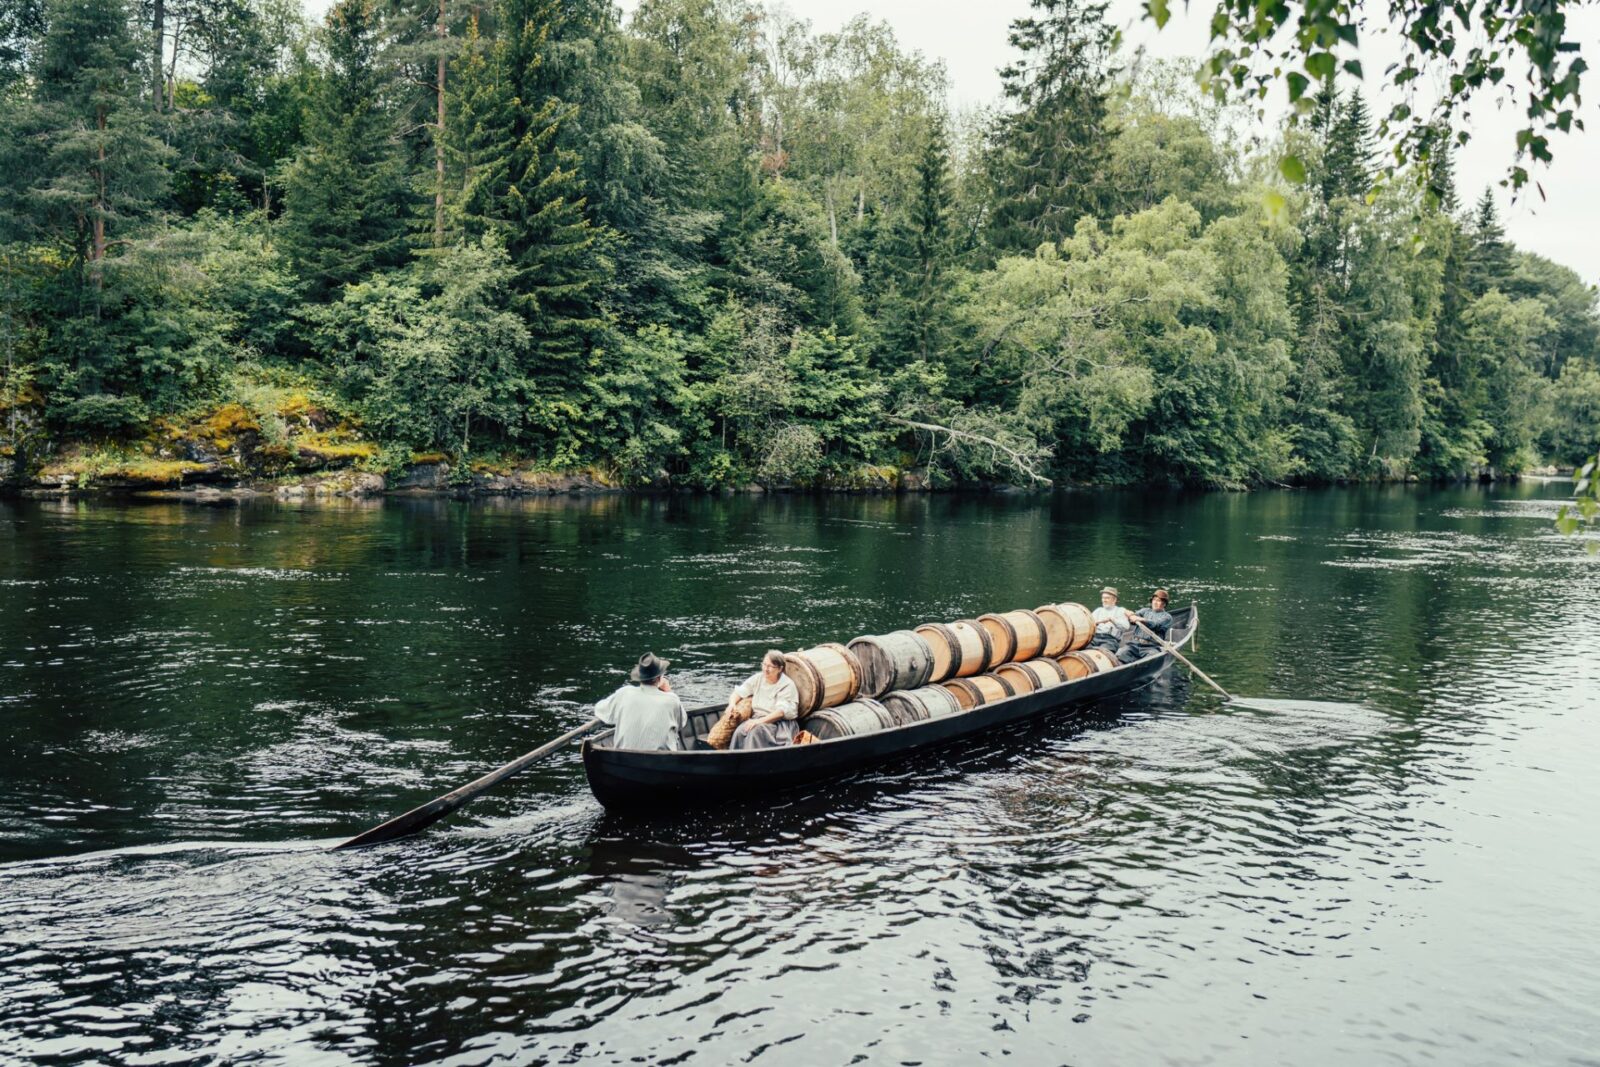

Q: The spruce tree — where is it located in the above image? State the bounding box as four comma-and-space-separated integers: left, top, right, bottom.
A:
1325, 91, 1377, 200
1415, 144, 1481, 478
985, 0, 1114, 253
875, 120, 956, 365
279, 0, 410, 301
446, 0, 606, 455
1422, 126, 1460, 214
1, 0, 170, 283
0, 0, 45, 94
1468, 187, 1514, 295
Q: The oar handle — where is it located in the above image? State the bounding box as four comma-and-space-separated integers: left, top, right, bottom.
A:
1132, 618, 1232, 701
332, 717, 603, 850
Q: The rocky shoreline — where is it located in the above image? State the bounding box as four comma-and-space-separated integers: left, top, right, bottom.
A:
5, 458, 952, 502
1, 397, 1562, 502
0, 395, 947, 501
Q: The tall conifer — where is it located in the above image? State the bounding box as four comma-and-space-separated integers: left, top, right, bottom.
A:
279, 0, 410, 300
1468, 187, 1514, 295
875, 120, 955, 364
2, 0, 169, 283
445, 0, 606, 451
984, 0, 1114, 253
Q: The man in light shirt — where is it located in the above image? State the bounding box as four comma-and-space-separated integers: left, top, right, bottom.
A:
594, 652, 688, 751
1088, 586, 1132, 653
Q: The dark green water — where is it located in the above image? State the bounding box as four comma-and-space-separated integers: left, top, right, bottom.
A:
2, 485, 1596, 1064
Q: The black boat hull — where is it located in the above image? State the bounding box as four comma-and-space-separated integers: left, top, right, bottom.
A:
582, 605, 1196, 810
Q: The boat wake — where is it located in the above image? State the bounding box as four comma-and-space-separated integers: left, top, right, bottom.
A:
0, 836, 334, 874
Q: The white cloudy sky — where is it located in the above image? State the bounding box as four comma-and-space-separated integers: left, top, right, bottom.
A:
301, 0, 1600, 283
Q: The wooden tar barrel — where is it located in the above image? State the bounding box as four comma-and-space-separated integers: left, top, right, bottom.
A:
881, 684, 962, 725
913, 623, 960, 682
848, 630, 935, 698
993, 661, 1036, 695
806, 699, 894, 740
1057, 651, 1098, 680
991, 609, 1047, 663
975, 612, 1018, 666
940, 672, 1015, 710
1034, 605, 1077, 657
997, 657, 1069, 693
1051, 602, 1094, 652
1081, 648, 1120, 673
916, 619, 993, 679
786, 642, 863, 715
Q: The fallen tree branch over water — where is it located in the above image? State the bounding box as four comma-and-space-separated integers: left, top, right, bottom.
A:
887, 415, 1054, 487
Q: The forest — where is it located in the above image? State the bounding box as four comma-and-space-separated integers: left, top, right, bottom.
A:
1, 0, 1597, 491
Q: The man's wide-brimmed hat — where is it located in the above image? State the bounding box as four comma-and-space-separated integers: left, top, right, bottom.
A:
1152, 587, 1170, 603
630, 652, 669, 683
1100, 586, 1119, 598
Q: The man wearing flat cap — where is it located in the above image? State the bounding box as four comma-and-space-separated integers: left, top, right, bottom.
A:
594, 652, 689, 750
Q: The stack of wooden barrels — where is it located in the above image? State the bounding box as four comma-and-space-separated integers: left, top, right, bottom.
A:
781, 601, 1121, 742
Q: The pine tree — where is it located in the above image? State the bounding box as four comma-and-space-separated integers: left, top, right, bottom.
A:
1468, 187, 1514, 295
381, 0, 468, 248
985, 0, 1115, 253
279, 0, 410, 301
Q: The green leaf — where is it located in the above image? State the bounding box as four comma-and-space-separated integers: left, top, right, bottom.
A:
1306, 52, 1337, 79
1556, 513, 1580, 535
1279, 154, 1307, 183
1147, 0, 1171, 29
1287, 71, 1310, 100
1263, 189, 1287, 219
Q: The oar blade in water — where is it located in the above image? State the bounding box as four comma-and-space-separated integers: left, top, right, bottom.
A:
333, 718, 600, 850
1223, 697, 1372, 716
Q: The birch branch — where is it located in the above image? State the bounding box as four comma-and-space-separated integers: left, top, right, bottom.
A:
887, 415, 1053, 486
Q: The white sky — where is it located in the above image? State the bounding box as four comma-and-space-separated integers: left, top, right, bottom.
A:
301, 0, 1600, 284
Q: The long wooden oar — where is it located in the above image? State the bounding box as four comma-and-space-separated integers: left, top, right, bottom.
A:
332, 718, 602, 850
1132, 618, 1234, 701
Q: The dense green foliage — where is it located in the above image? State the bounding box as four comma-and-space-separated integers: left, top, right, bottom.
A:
0, 0, 1595, 489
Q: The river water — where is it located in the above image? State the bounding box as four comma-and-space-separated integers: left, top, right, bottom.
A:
1, 484, 1595, 1065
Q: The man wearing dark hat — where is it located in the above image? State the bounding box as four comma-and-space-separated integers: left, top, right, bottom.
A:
1116, 589, 1174, 664
594, 652, 688, 751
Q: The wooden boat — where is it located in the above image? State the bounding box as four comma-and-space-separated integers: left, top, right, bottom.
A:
582, 604, 1197, 810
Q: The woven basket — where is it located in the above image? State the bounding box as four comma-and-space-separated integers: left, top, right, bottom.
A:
706, 697, 752, 750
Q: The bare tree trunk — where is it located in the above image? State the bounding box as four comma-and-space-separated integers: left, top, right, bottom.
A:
165, 23, 179, 111
825, 186, 838, 247
91, 109, 107, 289
151, 0, 164, 109
856, 184, 864, 221
434, 0, 447, 248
